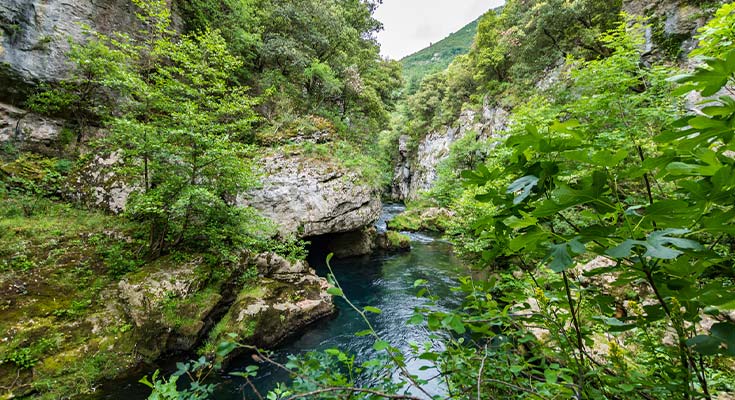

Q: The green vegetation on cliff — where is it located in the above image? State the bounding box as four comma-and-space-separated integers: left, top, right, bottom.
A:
4, 0, 735, 399
1, 0, 395, 397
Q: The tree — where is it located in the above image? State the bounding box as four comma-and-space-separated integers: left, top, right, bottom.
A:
45, 0, 263, 259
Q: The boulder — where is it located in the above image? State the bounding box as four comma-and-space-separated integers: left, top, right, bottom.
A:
388, 207, 454, 232
204, 252, 334, 352
376, 231, 411, 252
241, 153, 382, 238
117, 256, 221, 356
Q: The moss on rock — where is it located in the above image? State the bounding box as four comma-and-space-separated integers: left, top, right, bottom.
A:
386, 231, 411, 250
388, 207, 453, 232
203, 255, 334, 359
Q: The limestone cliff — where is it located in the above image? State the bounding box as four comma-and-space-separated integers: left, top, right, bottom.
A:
392, 105, 508, 201
241, 153, 382, 239
0, 0, 181, 103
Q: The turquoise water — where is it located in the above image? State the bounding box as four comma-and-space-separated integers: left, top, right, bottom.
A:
100, 205, 466, 399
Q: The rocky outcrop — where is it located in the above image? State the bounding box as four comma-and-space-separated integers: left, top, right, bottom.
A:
308, 226, 414, 258
309, 227, 379, 258
242, 153, 382, 238
115, 252, 333, 360
392, 135, 412, 201
388, 207, 454, 232
375, 231, 411, 252
624, 0, 716, 58
116, 256, 225, 357
392, 105, 508, 201
1, 104, 381, 227
0, 101, 67, 155
0, 246, 334, 398
66, 151, 137, 214
0, 0, 181, 103
204, 252, 334, 351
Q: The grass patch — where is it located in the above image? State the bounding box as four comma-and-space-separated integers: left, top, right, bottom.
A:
276, 140, 392, 189
386, 231, 411, 249
388, 207, 452, 232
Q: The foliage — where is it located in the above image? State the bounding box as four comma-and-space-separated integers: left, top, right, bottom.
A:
0, 154, 72, 207
486, 0, 622, 84
428, 129, 493, 207
399, 0, 626, 140
401, 15, 482, 94
30, 0, 267, 259
0, 337, 58, 369
388, 207, 451, 232
447, 15, 735, 397
690, 2, 735, 58
144, 4, 735, 400
140, 358, 216, 400
385, 231, 410, 249
178, 0, 402, 147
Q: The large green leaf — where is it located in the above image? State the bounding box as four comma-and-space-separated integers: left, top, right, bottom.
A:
507, 175, 539, 205
687, 322, 735, 357
547, 237, 585, 273
562, 149, 628, 167
607, 229, 702, 260
503, 211, 538, 229
669, 50, 735, 96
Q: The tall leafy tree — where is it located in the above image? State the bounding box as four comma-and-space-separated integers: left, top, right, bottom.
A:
45, 0, 262, 258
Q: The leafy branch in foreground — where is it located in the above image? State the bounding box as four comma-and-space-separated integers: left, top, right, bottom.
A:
453, 17, 735, 400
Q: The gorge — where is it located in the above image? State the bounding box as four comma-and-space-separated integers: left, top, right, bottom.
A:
2, 0, 735, 399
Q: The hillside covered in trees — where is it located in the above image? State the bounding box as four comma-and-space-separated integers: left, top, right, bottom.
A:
401, 15, 482, 94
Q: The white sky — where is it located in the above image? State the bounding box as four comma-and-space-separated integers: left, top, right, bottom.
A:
374, 0, 506, 60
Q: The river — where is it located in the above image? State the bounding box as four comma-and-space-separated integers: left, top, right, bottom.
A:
100, 204, 466, 399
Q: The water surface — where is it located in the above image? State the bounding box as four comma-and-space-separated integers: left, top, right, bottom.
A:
101, 205, 466, 399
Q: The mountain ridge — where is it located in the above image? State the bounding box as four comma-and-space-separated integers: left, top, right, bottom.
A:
400, 14, 481, 91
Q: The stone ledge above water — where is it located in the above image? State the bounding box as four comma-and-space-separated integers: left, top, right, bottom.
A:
239, 153, 382, 238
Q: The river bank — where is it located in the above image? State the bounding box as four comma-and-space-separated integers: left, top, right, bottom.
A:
95, 205, 465, 399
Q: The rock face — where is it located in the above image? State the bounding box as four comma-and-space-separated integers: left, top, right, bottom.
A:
205, 252, 334, 350
309, 227, 378, 259
66, 151, 137, 214
623, 0, 714, 57
116, 257, 223, 356
242, 153, 382, 238
0, 0, 180, 103
116, 252, 334, 358
0, 101, 66, 155
392, 105, 508, 201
